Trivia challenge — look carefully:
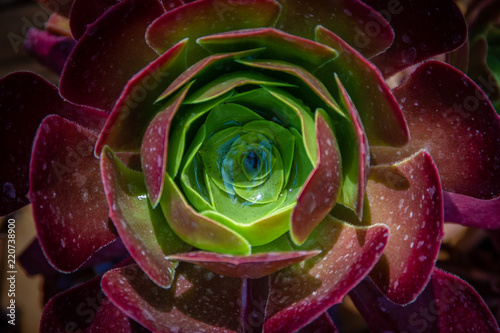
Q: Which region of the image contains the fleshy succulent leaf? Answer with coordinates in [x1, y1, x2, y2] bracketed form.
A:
[29, 116, 116, 272]
[291, 109, 342, 245]
[24, 28, 76, 74]
[372, 60, 500, 199]
[315, 25, 409, 147]
[264, 216, 389, 332]
[350, 269, 500, 333]
[0, 72, 106, 216]
[95, 39, 188, 155]
[40, 267, 148, 333]
[161, 174, 252, 255]
[102, 263, 244, 332]
[365, 150, 443, 304]
[298, 312, 338, 333]
[334, 75, 369, 218]
[444, 191, 500, 229]
[157, 48, 264, 102]
[273, 0, 394, 58]
[69, 0, 120, 40]
[365, 0, 467, 77]
[198, 27, 339, 72]
[141, 85, 190, 207]
[146, 0, 281, 63]
[236, 58, 345, 119]
[101, 146, 190, 287]
[185, 71, 295, 104]
[167, 250, 320, 279]
[60, 0, 165, 111]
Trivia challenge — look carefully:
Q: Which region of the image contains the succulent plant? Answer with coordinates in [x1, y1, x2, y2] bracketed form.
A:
[2, 0, 500, 332]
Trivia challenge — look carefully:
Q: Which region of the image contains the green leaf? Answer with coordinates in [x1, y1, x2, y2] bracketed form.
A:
[184, 71, 295, 104]
[204, 103, 264, 139]
[161, 174, 251, 255]
[180, 125, 213, 212]
[167, 91, 233, 177]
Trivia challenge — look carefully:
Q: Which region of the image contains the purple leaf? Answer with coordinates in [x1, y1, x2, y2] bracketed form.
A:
[366, 150, 443, 304]
[29, 116, 117, 272]
[60, 0, 165, 111]
[167, 250, 321, 279]
[24, 28, 76, 74]
[264, 217, 389, 332]
[350, 269, 500, 333]
[444, 191, 500, 229]
[0, 72, 106, 216]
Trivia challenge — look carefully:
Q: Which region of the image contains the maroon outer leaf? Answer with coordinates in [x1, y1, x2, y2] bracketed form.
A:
[146, 0, 281, 62]
[373, 61, 500, 199]
[444, 191, 500, 229]
[24, 28, 76, 74]
[297, 312, 338, 333]
[274, 0, 394, 58]
[40, 265, 148, 333]
[365, 0, 467, 77]
[141, 86, 189, 207]
[69, 0, 120, 40]
[366, 150, 443, 304]
[291, 111, 342, 245]
[264, 218, 390, 332]
[29, 116, 116, 272]
[101, 147, 189, 288]
[316, 25, 409, 147]
[95, 39, 188, 155]
[60, 0, 165, 111]
[102, 263, 243, 332]
[167, 250, 321, 279]
[350, 269, 500, 333]
[0, 72, 106, 216]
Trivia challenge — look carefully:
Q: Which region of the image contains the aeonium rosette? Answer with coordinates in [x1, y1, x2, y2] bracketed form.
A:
[2, 0, 500, 332]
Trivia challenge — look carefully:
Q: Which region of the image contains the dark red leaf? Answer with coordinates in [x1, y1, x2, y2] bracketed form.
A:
[373, 61, 500, 199]
[0, 72, 106, 216]
[60, 0, 164, 111]
[366, 150, 443, 304]
[167, 250, 320, 279]
[291, 111, 342, 245]
[29, 116, 116, 272]
[264, 217, 389, 332]
[350, 269, 500, 333]
[366, 0, 467, 77]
